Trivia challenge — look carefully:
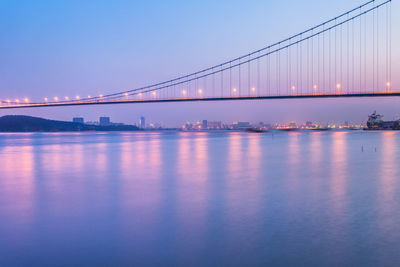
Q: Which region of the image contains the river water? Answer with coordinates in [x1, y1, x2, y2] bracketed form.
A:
[0, 131, 399, 266]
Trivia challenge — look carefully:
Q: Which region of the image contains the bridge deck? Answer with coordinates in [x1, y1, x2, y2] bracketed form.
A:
[0, 92, 399, 110]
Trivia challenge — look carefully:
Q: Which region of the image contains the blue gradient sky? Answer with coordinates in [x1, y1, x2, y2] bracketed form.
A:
[0, 0, 399, 126]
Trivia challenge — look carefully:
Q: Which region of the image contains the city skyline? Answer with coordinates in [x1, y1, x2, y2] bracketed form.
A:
[70, 115, 372, 128]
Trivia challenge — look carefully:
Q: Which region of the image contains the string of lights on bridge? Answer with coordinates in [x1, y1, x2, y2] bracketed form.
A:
[0, 0, 395, 108]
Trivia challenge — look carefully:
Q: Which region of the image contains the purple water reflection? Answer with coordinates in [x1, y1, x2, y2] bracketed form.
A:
[0, 131, 400, 266]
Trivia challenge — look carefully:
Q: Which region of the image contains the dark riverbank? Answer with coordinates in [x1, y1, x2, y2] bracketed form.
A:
[0, 115, 139, 132]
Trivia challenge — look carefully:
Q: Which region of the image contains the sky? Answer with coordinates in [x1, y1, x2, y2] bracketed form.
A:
[0, 0, 399, 126]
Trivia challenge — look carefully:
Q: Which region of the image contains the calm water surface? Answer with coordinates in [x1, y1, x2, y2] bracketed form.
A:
[0, 131, 400, 266]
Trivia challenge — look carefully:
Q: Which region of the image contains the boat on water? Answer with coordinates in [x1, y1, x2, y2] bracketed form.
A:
[308, 127, 331, 131]
[277, 127, 298, 132]
[277, 122, 298, 131]
[365, 111, 400, 130]
[244, 127, 268, 133]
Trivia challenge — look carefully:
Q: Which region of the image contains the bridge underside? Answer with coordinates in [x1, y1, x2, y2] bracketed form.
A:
[1, 92, 399, 110]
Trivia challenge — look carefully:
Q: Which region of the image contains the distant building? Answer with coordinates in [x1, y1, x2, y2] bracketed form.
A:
[233, 122, 251, 129]
[148, 122, 163, 129]
[208, 121, 222, 129]
[73, 117, 84, 124]
[99, 117, 111, 126]
[140, 116, 146, 129]
[202, 120, 208, 129]
[258, 122, 272, 129]
[185, 122, 193, 130]
[305, 121, 314, 127]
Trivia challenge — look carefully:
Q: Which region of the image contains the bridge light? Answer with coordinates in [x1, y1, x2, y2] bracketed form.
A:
[54, 97, 59, 102]
[198, 89, 203, 95]
[124, 93, 129, 97]
[15, 99, 20, 103]
[386, 82, 391, 88]
[291, 86, 296, 91]
[182, 90, 187, 95]
[336, 83, 341, 90]
[44, 97, 48, 102]
[88, 95, 91, 99]
[233, 88, 237, 93]
[313, 85, 318, 90]
[99, 94, 103, 98]
[6, 99, 11, 104]
[65, 96, 69, 100]
[24, 98, 29, 103]
[138, 92, 143, 97]
[152, 91, 156, 96]
[251, 87, 256, 92]
[76, 96, 80, 100]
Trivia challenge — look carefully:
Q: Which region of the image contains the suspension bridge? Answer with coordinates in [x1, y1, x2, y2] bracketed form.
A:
[0, 0, 396, 110]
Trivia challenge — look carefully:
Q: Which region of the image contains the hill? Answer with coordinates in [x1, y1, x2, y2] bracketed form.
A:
[0, 115, 139, 132]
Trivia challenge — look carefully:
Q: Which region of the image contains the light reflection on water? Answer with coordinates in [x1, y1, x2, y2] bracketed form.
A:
[0, 131, 400, 266]
[331, 132, 348, 213]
